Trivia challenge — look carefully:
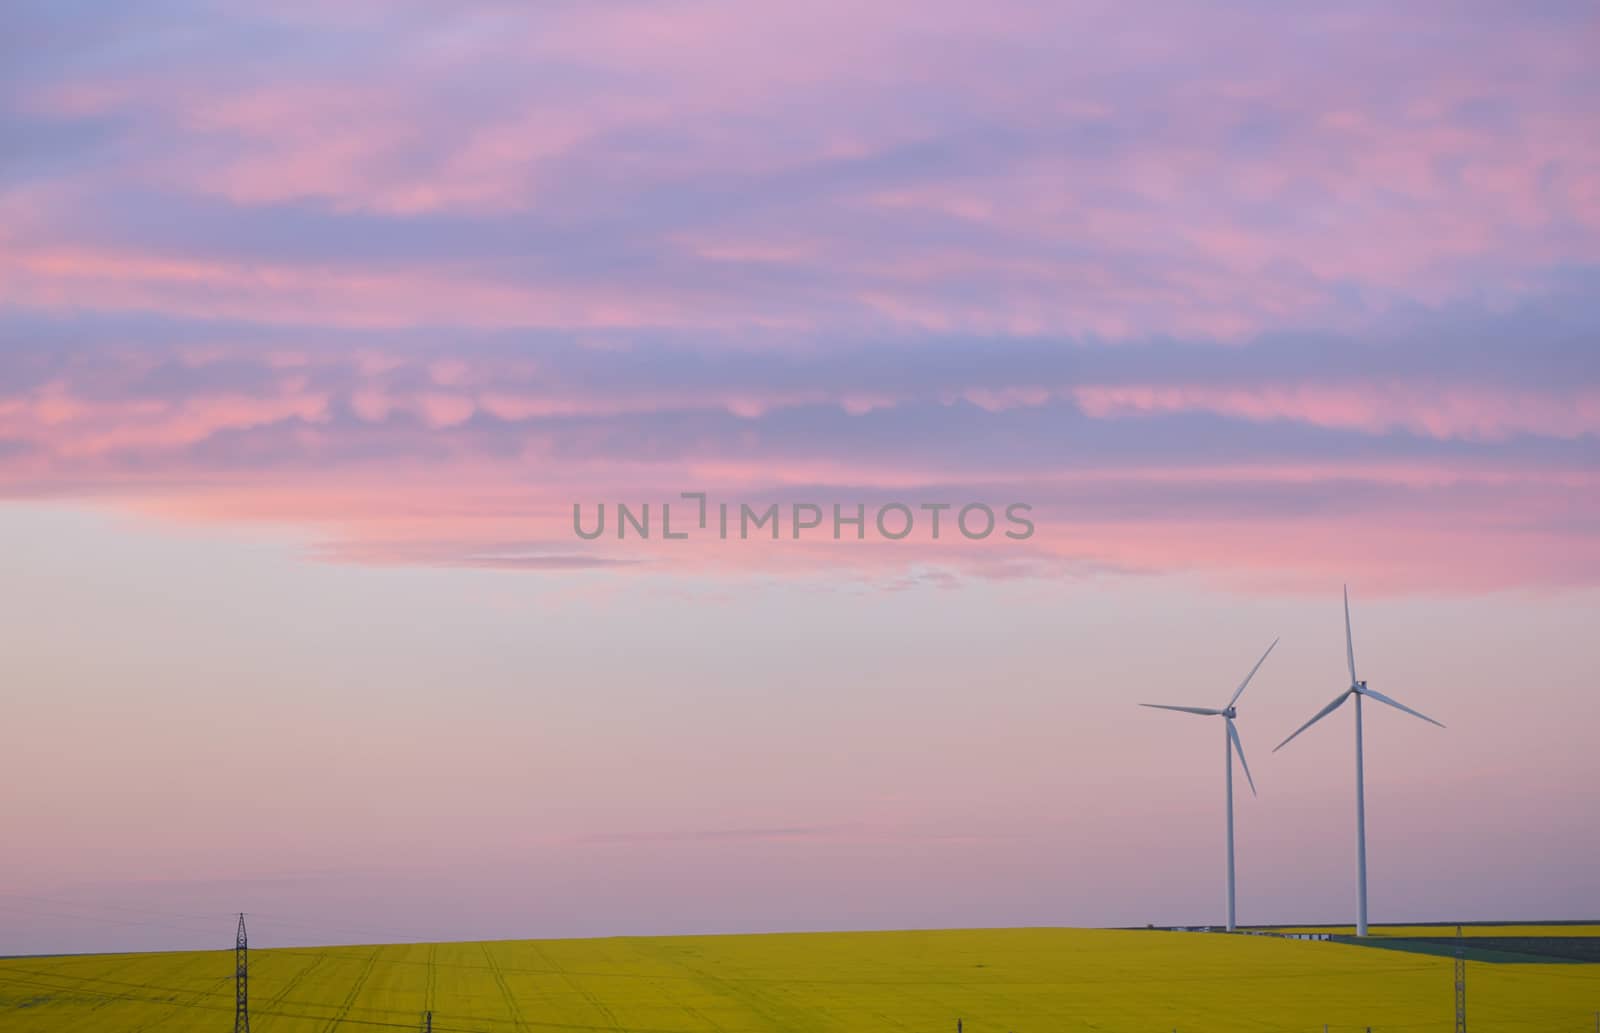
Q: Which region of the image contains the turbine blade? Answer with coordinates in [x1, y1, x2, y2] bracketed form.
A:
[1227, 637, 1279, 708]
[1139, 704, 1223, 716]
[1229, 719, 1256, 797]
[1273, 690, 1351, 752]
[1344, 585, 1358, 686]
[1361, 687, 1446, 729]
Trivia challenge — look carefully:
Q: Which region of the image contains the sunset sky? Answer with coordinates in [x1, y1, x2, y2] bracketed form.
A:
[1, 2, 1597, 955]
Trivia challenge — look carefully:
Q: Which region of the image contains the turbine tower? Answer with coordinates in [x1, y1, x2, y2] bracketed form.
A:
[1273, 586, 1445, 936]
[1140, 637, 1277, 932]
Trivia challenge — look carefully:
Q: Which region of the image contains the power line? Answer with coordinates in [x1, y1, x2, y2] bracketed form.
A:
[0, 891, 223, 924]
[0, 901, 222, 939]
[0, 890, 435, 945]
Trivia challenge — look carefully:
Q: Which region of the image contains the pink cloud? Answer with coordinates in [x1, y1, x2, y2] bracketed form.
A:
[0, 383, 331, 459]
[1074, 384, 1600, 441]
[415, 393, 475, 428]
[5, 1, 1596, 343]
[1, 1, 1596, 596]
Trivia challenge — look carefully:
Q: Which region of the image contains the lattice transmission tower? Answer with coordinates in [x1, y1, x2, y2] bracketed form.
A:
[1454, 924, 1466, 1033]
[235, 912, 250, 1033]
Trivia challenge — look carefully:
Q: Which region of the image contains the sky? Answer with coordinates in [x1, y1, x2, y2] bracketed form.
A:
[1, 1, 1598, 955]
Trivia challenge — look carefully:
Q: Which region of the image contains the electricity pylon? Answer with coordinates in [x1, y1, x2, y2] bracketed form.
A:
[235, 912, 250, 1033]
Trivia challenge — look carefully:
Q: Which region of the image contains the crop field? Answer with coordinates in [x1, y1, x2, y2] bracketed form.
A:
[1, 926, 1596, 1033]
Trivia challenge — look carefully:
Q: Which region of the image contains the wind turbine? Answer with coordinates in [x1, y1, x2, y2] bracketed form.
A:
[1273, 586, 1445, 936]
[1140, 637, 1277, 933]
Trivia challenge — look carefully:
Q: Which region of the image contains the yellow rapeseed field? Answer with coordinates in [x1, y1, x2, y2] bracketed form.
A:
[1, 927, 1595, 1032]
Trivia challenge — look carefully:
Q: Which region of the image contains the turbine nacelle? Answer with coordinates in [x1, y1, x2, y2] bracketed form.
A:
[1275, 591, 1444, 754]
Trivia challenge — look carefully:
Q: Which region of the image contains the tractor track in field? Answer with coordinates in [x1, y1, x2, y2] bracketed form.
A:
[482, 941, 532, 1033]
[123, 973, 233, 1033]
[677, 1003, 729, 1032]
[319, 944, 379, 1033]
[0, 968, 231, 1023]
[261, 951, 327, 1016]
[629, 940, 812, 1032]
[77, 956, 146, 1015]
[0, 962, 191, 1018]
[529, 942, 623, 1031]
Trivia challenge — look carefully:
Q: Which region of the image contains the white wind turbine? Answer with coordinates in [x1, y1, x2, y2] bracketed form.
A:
[1140, 637, 1277, 933]
[1273, 586, 1445, 937]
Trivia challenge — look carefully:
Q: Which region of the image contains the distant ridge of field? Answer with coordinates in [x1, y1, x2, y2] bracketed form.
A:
[2, 926, 1596, 1032]
[1237, 922, 1600, 965]
[1255, 921, 1600, 937]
